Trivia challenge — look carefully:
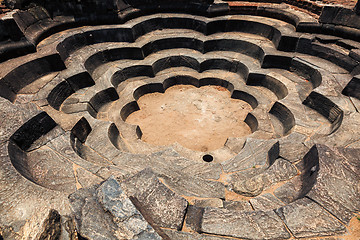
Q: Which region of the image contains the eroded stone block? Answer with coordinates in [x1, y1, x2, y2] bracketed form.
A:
[69, 177, 161, 240]
[120, 168, 188, 230]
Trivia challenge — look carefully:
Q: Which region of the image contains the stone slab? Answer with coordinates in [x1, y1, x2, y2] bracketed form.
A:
[222, 138, 279, 173]
[306, 145, 360, 224]
[275, 198, 346, 238]
[201, 208, 291, 239]
[120, 168, 188, 230]
[69, 177, 161, 240]
[229, 158, 297, 197]
[162, 229, 238, 240]
[223, 200, 252, 211]
[250, 193, 284, 211]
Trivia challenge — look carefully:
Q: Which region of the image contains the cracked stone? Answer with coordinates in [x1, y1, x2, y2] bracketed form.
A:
[306, 145, 360, 224]
[193, 199, 223, 208]
[120, 168, 188, 230]
[223, 200, 253, 211]
[201, 208, 291, 239]
[230, 158, 297, 197]
[222, 138, 279, 173]
[275, 198, 346, 238]
[250, 193, 285, 211]
[69, 177, 161, 240]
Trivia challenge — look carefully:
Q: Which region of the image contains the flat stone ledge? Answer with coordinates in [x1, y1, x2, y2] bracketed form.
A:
[200, 207, 291, 239]
[275, 198, 346, 238]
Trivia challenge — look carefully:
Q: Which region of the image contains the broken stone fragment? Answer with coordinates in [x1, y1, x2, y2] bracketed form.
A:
[37, 209, 61, 240]
[185, 205, 204, 232]
[120, 168, 188, 230]
[232, 174, 264, 197]
[69, 176, 162, 240]
[230, 158, 297, 197]
[274, 145, 320, 203]
[274, 144, 360, 226]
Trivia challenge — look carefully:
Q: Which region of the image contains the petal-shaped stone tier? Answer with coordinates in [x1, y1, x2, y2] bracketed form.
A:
[1, 2, 360, 239]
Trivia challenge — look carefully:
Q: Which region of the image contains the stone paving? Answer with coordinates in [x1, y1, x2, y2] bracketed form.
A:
[0, 0, 360, 239]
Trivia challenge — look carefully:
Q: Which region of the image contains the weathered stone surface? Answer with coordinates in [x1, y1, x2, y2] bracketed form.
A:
[152, 151, 222, 180]
[250, 193, 284, 211]
[70, 186, 127, 239]
[112, 149, 225, 198]
[273, 177, 303, 204]
[1, 5, 360, 240]
[98, 178, 161, 240]
[223, 200, 252, 211]
[337, 39, 360, 50]
[0, 97, 40, 144]
[76, 167, 103, 189]
[69, 177, 161, 240]
[231, 174, 264, 197]
[336, 147, 360, 169]
[0, 144, 71, 239]
[342, 76, 360, 100]
[9, 143, 77, 194]
[320, 5, 360, 29]
[59, 215, 78, 240]
[315, 34, 342, 43]
[306, 145, 360, 224]
[159, 171, 225, 199]
[27, 125, 65, 151]
[162, 229, 238, 240]
[275, 198, 346, 238]
[201, 208, 291, 239]
[193, 199, 223, 208]
[226, 167, 261, 190]
[274, 146, 319, 203]
[84, 121, 121, 161]
[150, 150, 225, 198]
[350, 49, 360, 62]
[308, 112, 360, 150]
[46, 132, 103, 174]
[279, 132, 309, 162]
[260, 158, 298, 187]
[222, 138, 279, 173]
[230, 158, 297, 197]
[37, 210, 61, 240]
[186, 205, 204, 232]
[120, 168, 188, 230]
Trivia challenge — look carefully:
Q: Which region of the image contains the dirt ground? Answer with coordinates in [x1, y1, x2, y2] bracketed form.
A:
[126, 85, 253, 152]
[343, 215, 360, 240]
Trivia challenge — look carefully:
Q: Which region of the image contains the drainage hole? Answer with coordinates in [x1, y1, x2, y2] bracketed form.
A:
[203, 154, 213, 162]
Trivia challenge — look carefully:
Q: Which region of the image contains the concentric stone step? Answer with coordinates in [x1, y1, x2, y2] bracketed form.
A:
[0, 2, 360, 239]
